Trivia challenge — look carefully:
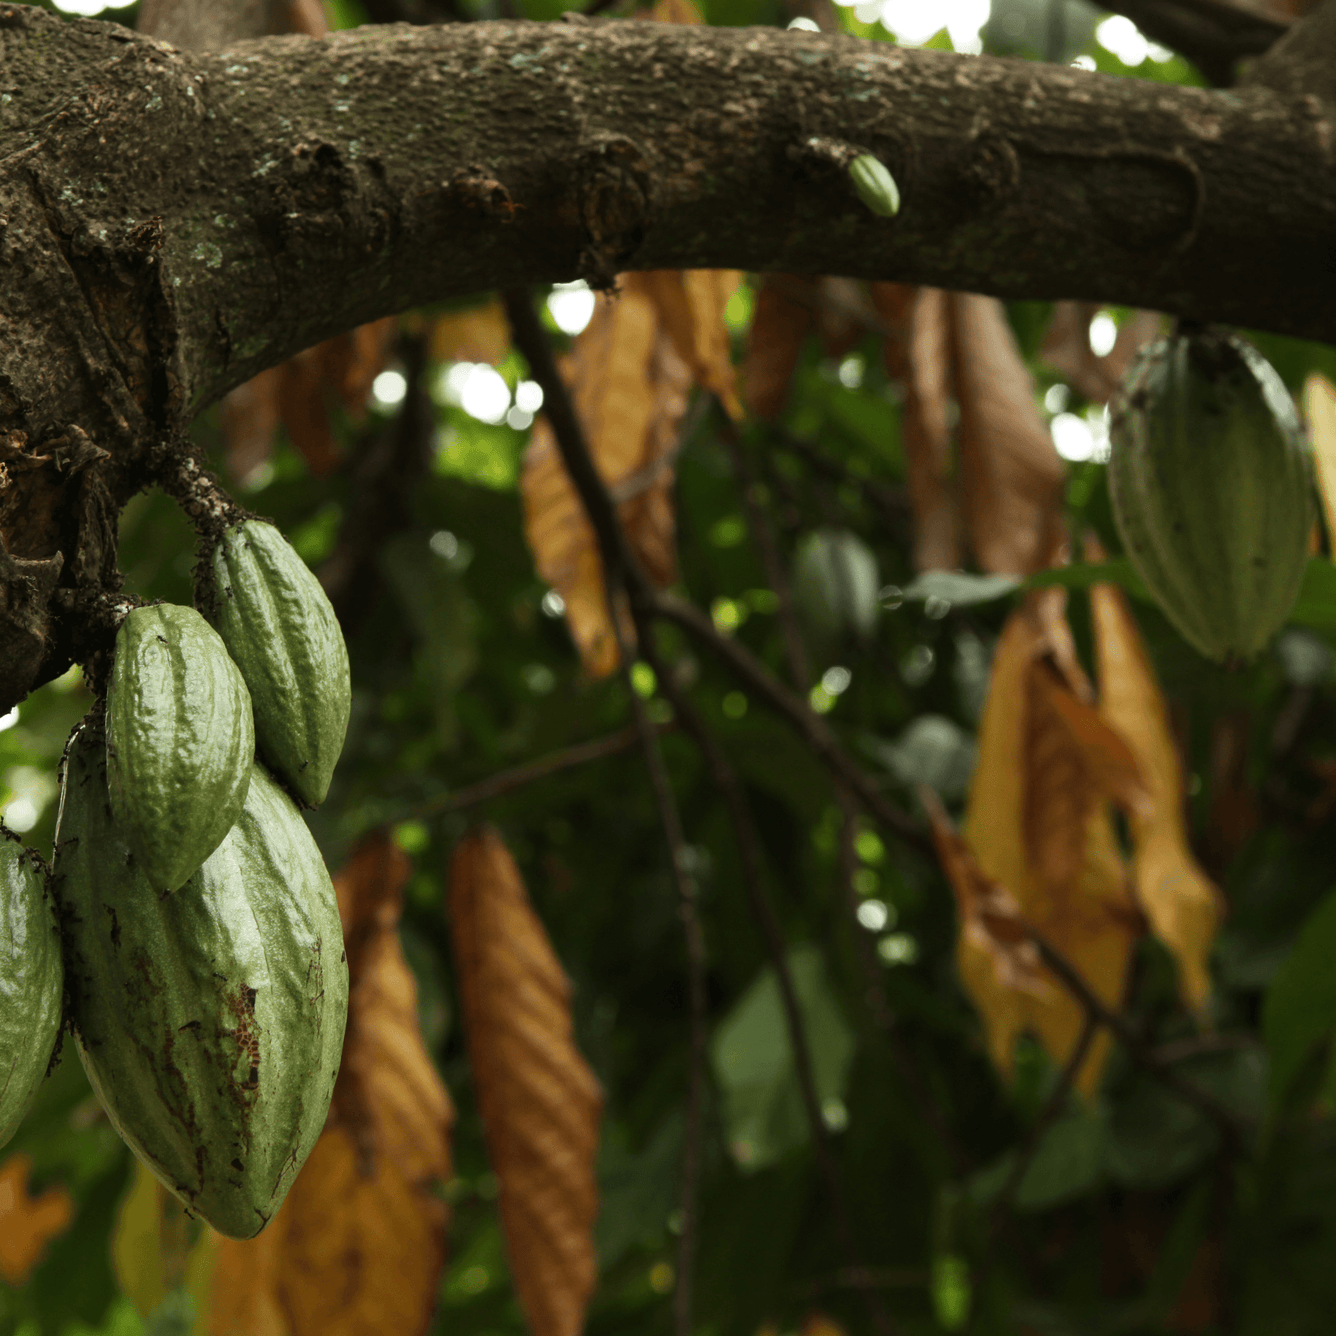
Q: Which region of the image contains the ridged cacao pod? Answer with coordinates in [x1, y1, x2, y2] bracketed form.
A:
[848, 154, 900, 218]
[203, 521, 350, 807]
[792, 527, 880, 652]
[1109, 330, 1314, 663]
[0, 839, 62, 1148]
[106, 604, 254, 894]
[54, 725, 348, 1239]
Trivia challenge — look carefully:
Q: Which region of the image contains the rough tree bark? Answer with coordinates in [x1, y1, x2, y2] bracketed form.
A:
[0, 0, 1332, 712]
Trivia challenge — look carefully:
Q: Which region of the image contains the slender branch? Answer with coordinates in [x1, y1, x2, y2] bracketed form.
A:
[721, 417, 812, 693]
[644, 646, 900, 1336]
[503, 286, 709, 1336]
[771, 426, 913, 544]
[649, 591, 931, 855]
[836, 796, 972, 1175]
[992, 1013, 1097, 1222]
[727, 406, 966, 1171]
[392, 725, 656, 823]
[1025, 925, 1246, 1149]
[1098, 0, 1289, 87]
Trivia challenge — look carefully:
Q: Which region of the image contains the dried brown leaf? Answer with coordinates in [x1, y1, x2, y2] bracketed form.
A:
[449, 828, 603, 1336]
[640, 269, 744, 419]
[430, 300, 511, 367]
[742, 275, 819, 420]
[871, 283, 959, 570]
[521, 274, 692, 677]
[952, 293, 1066, 575]
[1091, 581, 1222, 1010]
[220, 367, 283, 486]
[271, 0, 328, 37]
[210, 833, 452, 1336]
[0, 1152, 74, 1285]
[1039, 303, 1163, 405]
[649, 0, 702, 21]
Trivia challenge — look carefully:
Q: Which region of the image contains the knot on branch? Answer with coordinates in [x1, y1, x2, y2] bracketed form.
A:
[576, 134, 653, 290]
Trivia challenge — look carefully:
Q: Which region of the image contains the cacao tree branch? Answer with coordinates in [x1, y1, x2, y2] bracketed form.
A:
[3, 1, 1336, 710]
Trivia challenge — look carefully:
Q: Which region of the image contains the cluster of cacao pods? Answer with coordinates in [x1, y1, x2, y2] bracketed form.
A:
[1109, 328, 1315, 664]
[0, 519, 351, 1240]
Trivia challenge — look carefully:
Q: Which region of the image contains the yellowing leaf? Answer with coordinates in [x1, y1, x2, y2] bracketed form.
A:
[449, 828, 603, 1336]
[924, 786, 1046, 1079]
[521, 274, 692, 677]
[951, 294, 1066, 575]
[1091, 580, 1222, 1010]
[958, 595, 1139, 1093]
[1304, 373, 1336, 556]
[113, 1158, 213, 1332]
[0, 1152, 73, 1285]
[871, 284, 960, 572]
[431, 300, 511, 367]
[210, 833, 453, 1336]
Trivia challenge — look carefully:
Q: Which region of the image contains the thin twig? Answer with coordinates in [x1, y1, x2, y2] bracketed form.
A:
[504, 285, 709, 1336]
[1025, 926, 1246, 1150]
[726, 407, 965, 1171]
[392, 725, 658, 823]
[836, 794, 972, 1175]
[650, 591, 932, 855]
[770, 425, 913, 542]
[993, 1012, 1097, 1221]
[644, 648, 900, 1336]
[720, 415, 811, 692]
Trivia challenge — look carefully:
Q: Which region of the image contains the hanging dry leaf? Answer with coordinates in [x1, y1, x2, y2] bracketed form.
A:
[431, 299, 511, 367]
[273, 0, 328, 37]
[210, 833, 453, 1336]
[923, 785, 1047, 1079]
[742, 275, 819, 420]
[1091, 580, 1222, 1010]
[449, 827, 603, 1336]
[0, 1152, 74, 1285]
[1039, 303, 1163, 405]
[220, 319, 397, 484]
[1304, 373, 1336, 554]
[219, 367, 283, 485]
[870, 283, 959, 571]
[521, 274, 692, 677]
[951, 293, 1066, 576]
[958, 594, 1141, 1093]
[639, 269, 744, 419]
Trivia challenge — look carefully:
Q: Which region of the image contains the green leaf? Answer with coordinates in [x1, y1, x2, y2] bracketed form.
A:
[710, 946, 854, 1173]
[1265, 888, 1336, 1104]
[899, 571, 1021, 607]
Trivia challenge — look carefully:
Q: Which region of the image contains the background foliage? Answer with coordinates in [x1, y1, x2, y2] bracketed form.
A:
[3, 0, 1336, 1333]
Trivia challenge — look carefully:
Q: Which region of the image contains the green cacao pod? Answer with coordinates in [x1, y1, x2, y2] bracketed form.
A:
[792, 527, 880, 653]
[0, 839, 62, 1149]
[1109, 330, 1314, 663]
[55, 726, 348, 1239]
[106, 604, 254, 895]
[848, 154, 900, 218]
[203, 521, 350, 807]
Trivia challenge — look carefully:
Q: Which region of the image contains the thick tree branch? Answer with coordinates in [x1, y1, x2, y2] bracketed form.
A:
[1, 0, 1334, 710]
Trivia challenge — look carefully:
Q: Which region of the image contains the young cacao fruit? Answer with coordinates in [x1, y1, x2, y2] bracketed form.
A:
[792, 527, 880, 654]
[106, 604, 254, 894]
[203, 521, 350, 807]
[0, 839, 62, 1149]
[1108, 330, 1314, 663]
[55, 726, 348, 1239]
